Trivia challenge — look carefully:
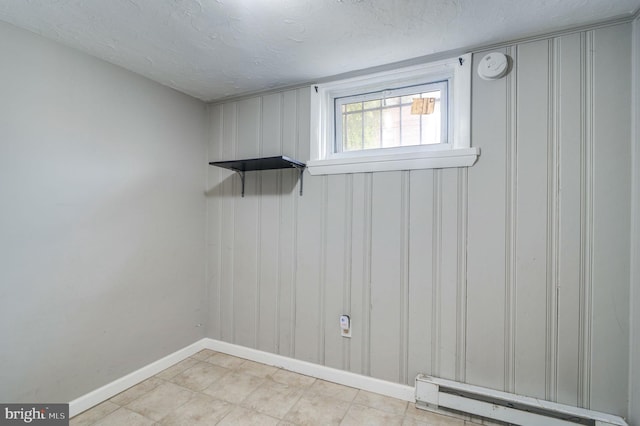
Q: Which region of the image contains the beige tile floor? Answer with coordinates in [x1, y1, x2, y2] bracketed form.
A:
[70, 349, 489, 426]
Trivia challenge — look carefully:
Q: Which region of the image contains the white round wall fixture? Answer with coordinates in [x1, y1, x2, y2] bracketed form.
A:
[477, 52, 509, 80]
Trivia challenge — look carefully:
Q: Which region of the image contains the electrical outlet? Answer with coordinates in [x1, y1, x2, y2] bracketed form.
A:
[340, 315, 351, 338]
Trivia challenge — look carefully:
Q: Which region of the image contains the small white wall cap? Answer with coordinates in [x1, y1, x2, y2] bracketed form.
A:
[477, 52, 509, 80]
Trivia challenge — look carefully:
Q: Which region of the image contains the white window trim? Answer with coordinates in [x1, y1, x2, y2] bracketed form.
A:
[308, 53, 479, 175]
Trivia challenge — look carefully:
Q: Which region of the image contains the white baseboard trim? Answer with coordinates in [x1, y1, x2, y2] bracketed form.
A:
[68, 339, 207, 417]
[201, 338, 415, 403]
[69, 337, 415, 418]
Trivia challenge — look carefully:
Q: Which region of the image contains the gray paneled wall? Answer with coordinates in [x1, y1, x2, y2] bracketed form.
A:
[206, 23, 632, 417]
[629, 14, 640, 426]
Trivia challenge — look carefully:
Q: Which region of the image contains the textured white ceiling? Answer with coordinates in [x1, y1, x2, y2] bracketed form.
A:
[0, 0, 638, 101]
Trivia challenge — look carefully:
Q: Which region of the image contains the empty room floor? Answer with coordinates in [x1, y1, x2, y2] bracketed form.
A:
[70, 349, 488, 426]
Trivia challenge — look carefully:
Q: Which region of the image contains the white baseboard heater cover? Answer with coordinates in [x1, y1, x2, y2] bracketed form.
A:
[415, 375, 628, 426]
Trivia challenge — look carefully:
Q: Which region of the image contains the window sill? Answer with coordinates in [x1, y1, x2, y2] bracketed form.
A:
[307, 147, 480, 175]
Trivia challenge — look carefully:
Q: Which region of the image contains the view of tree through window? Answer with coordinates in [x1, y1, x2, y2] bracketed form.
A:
[338, 88, 443, 152]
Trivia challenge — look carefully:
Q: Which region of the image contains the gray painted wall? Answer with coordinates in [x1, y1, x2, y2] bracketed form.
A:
[0, 21, 208, 402]
[629, 15, 640, 426]
[206, 22, 633, 417]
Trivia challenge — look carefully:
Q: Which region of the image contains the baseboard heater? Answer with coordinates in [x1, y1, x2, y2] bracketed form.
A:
[415, 375, 628, 426]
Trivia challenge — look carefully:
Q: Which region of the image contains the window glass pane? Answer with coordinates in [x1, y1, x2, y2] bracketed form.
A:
[363, 109, 381, 149]
[363, 99, 381, 110]
[401, 104, 420, 146]
[422, 90, 440, 99]
[420, 90, 442, 145]
[337, 81, 446, 152]
[421, 105, 441, 144]
[345, 102, 362, 112]
[382, 107, 400, 148]
[344, 112, 363, 151]
[401, 95, 414, 104]
[384, 96, 400, 106]
[421, 114, 440, 144]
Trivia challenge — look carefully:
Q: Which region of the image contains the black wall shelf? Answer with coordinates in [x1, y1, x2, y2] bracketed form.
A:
[208, 155, 306, 197]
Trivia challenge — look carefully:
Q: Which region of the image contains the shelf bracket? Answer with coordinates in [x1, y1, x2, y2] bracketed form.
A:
[294, 165, 305, 196]
[235, 170, 246, 197]
[232, 165, 305, 198]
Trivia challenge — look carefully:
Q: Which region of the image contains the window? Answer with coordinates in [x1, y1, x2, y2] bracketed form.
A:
[308, 53, 479, 175]
[336, 81, 447, 152]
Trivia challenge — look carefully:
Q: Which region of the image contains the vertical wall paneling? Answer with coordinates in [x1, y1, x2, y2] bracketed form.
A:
[439, 168, 460, 380]
[256, 97, 264, 350]
[370, 172, 403, 382]
[343, 174, 354, 370]
[504, 45, 518, 395]
[578, 30, 594, 409]
[261, 94, 283, 157]
[235, 98, 261, 158]
[431, 170, 442, 377]
[207, 104, 224, 339]
[294, 90, 323, 363]
[348, 173, 367, 375]
[407, 170, 434, 383]
[292, 88, 312, 359]
[629, 15, 640, 426]
[296, 89, 311, 161]
[318, 175, 328, 365]
[258, 93, 282, 353]
[347, 174, 363, 374]
[324, 175, 347, 369]
[466, 48, 508, 391]
[206, 23, 633, 417]
[362, 173, 373, 376]
[456, 167, 468, 383]
[399, 171, 410, 384]
[546, 37, 560, 402]
[589, 24, 631, 414]
[514, 39, 549, 400]
[220, 103, 237, 342]
[233, 98, 261, 347]
[556, 32, 582, 407]
[278, 90, 298, 356]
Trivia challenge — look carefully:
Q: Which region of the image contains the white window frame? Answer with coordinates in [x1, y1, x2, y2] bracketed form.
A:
[308, 53, 479, 175]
